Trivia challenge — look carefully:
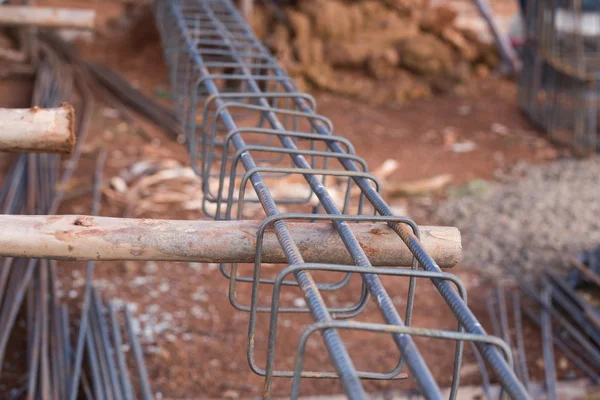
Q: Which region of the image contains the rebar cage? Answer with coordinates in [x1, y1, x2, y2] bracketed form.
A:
[519, 0, 600, 154]
[152, 0, 529, 398]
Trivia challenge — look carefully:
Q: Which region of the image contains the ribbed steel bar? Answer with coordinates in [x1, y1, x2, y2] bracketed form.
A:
[107, 301, 135, 400]
[521, 305, 600, 383]
[124, 305, 153, 400]
[512, 292, 531, 393]
[540, 282, 558, 400]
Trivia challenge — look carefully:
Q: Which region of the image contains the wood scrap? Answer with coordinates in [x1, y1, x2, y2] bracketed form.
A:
[388, 174, 453, 197]
[0, 6, 96, 30]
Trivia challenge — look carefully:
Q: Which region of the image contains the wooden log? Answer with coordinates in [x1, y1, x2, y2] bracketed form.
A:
[0, 215, 462, 267]
[0, 6, 95, 30]
[0, 104, 75, 153]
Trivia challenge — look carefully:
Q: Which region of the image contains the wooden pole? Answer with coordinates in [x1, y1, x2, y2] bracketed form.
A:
[0, 6, 96, 30]
[0, 104, 75, 154]
[0, 215, 462, 267]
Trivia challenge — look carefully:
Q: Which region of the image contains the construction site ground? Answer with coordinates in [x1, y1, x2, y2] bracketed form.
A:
[0, 1, 585, 399]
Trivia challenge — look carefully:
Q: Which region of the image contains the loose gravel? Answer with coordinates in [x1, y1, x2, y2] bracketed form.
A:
[434, 157, 600, 281]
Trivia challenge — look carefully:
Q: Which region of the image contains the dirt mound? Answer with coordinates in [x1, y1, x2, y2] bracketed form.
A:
[257, 0, 498, 104]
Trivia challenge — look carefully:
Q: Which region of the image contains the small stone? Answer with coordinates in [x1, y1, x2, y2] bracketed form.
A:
[293, 298, 306, 308]
[123, 261, 139, 275]
[102, 107, 119, 119]
[147, 304, 160, 314]
[451, 141, 477, 153]
[188, 262, 202, 271]
[558, 357, 569, 370]
[159, 282, 170, 292]
[164, 333, 177, 343]
[117, 122, 129, 133]
[222, 389, 239, 399]
[441, 127, 458, 146]
[457, 105, 472, 116]
[191, 290, 208, 302]
[491, 123, 510, 136]
[143, 261, 159, 274]
[109, 176, 128, 194]
[191, 306, 206, 319]
[103, 130, 115, 141]
[536, 358, 545, 369]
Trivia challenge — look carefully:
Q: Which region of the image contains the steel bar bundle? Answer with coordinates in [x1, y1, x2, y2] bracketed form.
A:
[0, 42, 153, 399]
[501, 263, 600, 399]
[152, 1, 528, 398]
[40, 32, 182, 142]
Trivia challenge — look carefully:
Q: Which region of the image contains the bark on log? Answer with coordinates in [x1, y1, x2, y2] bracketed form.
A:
[0, 6, 95, 30]
[0, 215, 462, 267]
[0, 104, 75, 153]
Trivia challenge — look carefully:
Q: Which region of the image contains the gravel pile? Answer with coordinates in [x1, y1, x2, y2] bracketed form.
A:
[434, 157, 600, 280]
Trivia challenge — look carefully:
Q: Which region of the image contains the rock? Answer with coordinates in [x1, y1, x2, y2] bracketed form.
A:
[357, 2, 419, 44]
[475, 64, 491, 78]
[293, 297, 306, 307]
[383, 0, 428, 17]
[266, 24, 292, 63]
[249, 4, 271, 40]
[109, 176, 128, 194]
[325, 40, 372, 68]
[458, 105, 472, 116]
[123, 261, 139, 274]
[461, 28, 499, 67]
[441, 27, 479, 62]
[397, 34, 453, 76]
[286, 10, 312, 65]
[366, 48, 400, 80]
[491, 123, 510, 136]
[306, 0, 361, 40]
[143, 261, 159, 274]
[222, 390, 240, 399]
[309, 38, 324, 65]
[420, 5, 458, 35]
